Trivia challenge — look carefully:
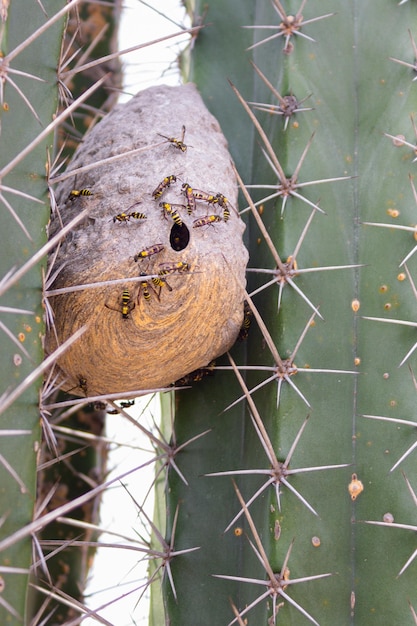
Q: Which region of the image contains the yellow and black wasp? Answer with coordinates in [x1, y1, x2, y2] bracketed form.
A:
[222, 206, 231, 222]
[113, 212, 130, 223]
[193, 214, 222, 228]
[134, 244, 164, 262]
[152, 275, 173, 293]
[216, 193, 237, 221]
[138, 273, 151, 303]
[238, 300, 253, 341]
[190, 187, 233, 220]
[152, 174, 177, 199]
[113, 211, 147, 223]
[191, 188, 219, 205]
[181, 183, 196, 214]
[68, 189, 93, 200]
[158, 125, 187, 152]
[105, 289, 135, 320]
[158, 261, 189, 274]
[159, 202, 184, 226]
[137, 272, 159, 304]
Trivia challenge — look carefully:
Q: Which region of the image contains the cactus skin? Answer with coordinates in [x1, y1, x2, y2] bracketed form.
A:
[163, 1, 417, 624]
[0, 2, 68, 622]
[0, 2, 121, 623]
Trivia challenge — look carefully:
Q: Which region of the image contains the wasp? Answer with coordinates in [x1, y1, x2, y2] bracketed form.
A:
[238, 300, 253, 341]
[181, 183, 196, 214]
[105, 289, 135, 319]
[138, 272, 158, 303]
[113, 212, 130, 223]
[158, 261, 189, 274]
[152, 174, 177, 199]
[152, 275, 173, 293]
[113, 211, 147, 223]
[191, 188, 219, 204]
[120, 399, 135, 409]
[193, 214, 222, 228]
[158, 125, 187, 152]
[176, 360, 216, 386]
[159, 202, 184, 226]
[69, 189, 93, 200]
[107, 399, 135, 414]
[216, 193, 237, 221]
[68, 376, 88, 396]
[79, 377, 88, 395]
[134, 244, 164, 262]
[215, 193, 228, 206]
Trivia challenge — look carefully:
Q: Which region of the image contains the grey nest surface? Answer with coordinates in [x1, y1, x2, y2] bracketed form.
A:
[46, 83, 248, 397]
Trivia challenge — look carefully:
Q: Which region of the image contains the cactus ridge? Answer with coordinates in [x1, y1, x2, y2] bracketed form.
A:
[162, 0, 417, 624]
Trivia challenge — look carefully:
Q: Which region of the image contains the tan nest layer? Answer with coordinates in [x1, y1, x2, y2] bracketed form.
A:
[46, 84, 248, 397]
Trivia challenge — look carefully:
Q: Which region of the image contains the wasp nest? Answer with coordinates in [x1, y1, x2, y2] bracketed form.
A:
[46, 84, 248, 397]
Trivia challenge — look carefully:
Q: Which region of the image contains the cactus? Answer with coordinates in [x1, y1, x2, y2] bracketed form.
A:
[2, 0, 417, 624]
[160, 1, 417, 624]
[0, 2, 76, 621]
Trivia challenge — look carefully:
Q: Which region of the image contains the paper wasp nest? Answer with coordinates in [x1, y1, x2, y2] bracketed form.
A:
[46, 83, 248, 397]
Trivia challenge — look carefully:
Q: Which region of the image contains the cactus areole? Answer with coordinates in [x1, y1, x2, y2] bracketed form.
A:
[46, 84, 248, 396]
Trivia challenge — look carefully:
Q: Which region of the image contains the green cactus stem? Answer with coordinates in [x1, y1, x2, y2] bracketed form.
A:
[160, 1, 417, 624]
[0, 2, 73, 621]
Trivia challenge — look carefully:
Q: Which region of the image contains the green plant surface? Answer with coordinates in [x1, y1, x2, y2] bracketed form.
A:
[0, 2, 71, 622]
[163, 1, 417, 624]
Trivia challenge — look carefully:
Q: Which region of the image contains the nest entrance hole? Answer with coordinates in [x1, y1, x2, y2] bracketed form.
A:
[170, 223, 190, 251]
